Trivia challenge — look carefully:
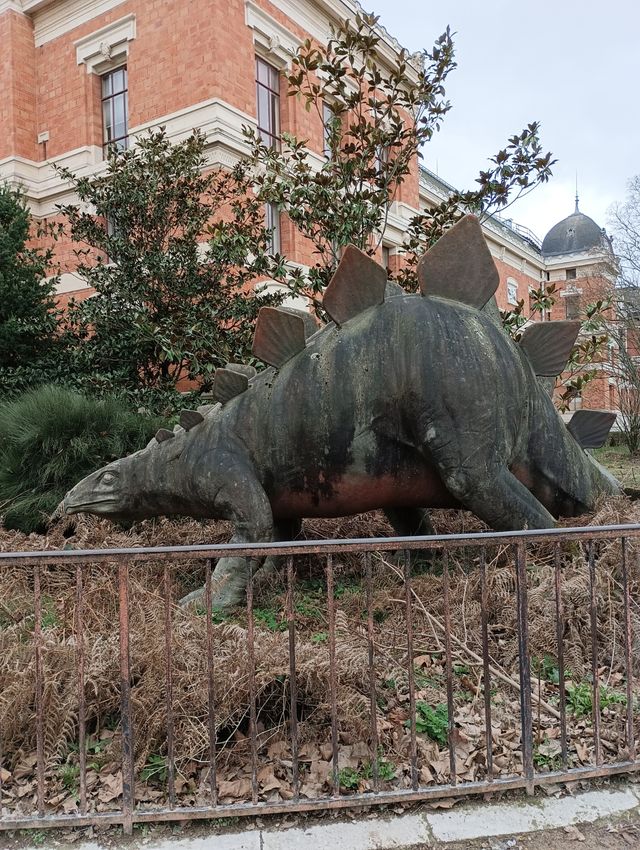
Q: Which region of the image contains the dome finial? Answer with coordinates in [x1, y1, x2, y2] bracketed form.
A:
[575, 172, 580, 213]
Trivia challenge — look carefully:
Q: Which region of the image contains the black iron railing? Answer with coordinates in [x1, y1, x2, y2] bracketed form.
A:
[0, 523, 638, 834]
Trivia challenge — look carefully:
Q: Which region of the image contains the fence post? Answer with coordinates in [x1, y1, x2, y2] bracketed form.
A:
[514, 543, 534, 795]
[118, 561, 135, 835]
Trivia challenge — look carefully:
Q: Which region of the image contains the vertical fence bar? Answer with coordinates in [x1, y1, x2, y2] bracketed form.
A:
[621, 538, 635, 761]
[246, 561, 259, 806]
[479, 547, 494, 782]
[554, 543, 568, 769]
[163, 564, 176, 806]
[286, 556, 300, 800]
[34, 563, 45, 817]
[75, 564, 87, 814]
[118, 561, 135, 836]
[442, 553, 456, 785]
[588, 541, 602, 766]
[514, 543, 534, 794]
[364, 552, 379, 791]
[326, 554, 340, 796]
[404, 550, 418, 790]
[205, 561, 217, 806]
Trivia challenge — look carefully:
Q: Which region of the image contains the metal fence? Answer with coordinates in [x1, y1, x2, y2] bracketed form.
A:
[0, 523, 639, 835]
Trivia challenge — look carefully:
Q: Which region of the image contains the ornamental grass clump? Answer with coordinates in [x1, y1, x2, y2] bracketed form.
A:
[0, 384, 161, 533]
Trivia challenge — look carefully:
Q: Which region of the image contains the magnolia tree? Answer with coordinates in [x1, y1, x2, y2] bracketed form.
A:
[57, 129, 281, 411]
[246, 12, 555, 303]
[0, 184, 62, 397]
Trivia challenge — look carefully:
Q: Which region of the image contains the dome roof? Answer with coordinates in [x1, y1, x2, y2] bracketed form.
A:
[541, 200, 609, 257]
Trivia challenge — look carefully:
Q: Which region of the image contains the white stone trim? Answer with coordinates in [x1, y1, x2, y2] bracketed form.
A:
[0, 98, 257, 216]
[245, 0, 300, 67]
[75, 13, 135, 74]
[0, 145, 104, 216]
[55, 272, 91, 294]
[131, 97, 257, 166]
[0, 2, 23, 14]
[32, 0, 126, 47]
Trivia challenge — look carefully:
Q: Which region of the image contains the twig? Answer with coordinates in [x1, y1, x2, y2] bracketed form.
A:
[382, 558, 562, 721]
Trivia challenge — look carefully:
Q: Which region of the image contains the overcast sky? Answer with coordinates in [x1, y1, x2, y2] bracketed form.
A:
[371, 0, 638, 242]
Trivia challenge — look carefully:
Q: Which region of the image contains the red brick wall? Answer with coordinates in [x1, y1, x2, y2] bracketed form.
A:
[0, 10, 38, 161]
[493, 258, 540, 314]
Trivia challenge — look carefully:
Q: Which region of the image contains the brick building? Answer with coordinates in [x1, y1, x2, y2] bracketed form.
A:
[0, 0, 620, 410]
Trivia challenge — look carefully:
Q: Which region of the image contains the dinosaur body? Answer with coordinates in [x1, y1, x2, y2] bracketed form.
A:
[63, 216, 620, 607]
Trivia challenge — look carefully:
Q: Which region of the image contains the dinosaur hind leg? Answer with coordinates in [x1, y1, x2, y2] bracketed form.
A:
[384, 506, 437, 572]
[439, 462, 555, 531]
[384, 506, 435, 537]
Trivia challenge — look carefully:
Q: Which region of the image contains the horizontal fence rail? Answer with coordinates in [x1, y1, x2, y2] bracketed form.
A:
[0, 523, 639, 834]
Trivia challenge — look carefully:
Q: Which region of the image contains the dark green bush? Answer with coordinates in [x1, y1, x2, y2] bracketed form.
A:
[0, 385, 162, 534]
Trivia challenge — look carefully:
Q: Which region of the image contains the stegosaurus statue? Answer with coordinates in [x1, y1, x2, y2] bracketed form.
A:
[63, 216, 620, 607]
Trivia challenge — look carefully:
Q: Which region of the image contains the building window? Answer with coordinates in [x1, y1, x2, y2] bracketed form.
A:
[102, 66, 129, 154]
[566, 267, 577, 280]
[507, 278, 518, 305]
[265, 203, 281, 256]
[565, 292, 580, 320]
[322, 101, 333, 159]
[382, 245, 391, 271]
[256, 57, 280, 149]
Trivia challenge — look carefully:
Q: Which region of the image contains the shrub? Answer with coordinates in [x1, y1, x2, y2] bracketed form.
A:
[0, 385, 162, 533]
[0, 184, 63, 396]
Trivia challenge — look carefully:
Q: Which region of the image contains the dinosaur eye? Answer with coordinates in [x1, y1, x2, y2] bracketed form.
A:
[100, 471, 118, 486]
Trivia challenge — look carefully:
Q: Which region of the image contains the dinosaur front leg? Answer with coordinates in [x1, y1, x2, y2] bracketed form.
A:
[255, 518, 303, 588]
[180, 478, 274, 610]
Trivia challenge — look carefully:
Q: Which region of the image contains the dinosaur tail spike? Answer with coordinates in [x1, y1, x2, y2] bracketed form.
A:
[252, 306, 307, 368]
[213, 368, 249, 404]
[155, 428, 175, 443]
[567, 410, 617, 449]
[417, 214, 499, 309]
[323, 244, 387, 326]
[519, 320, 581, 377]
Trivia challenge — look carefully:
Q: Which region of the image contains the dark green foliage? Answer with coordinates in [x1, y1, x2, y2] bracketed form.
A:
[411, 702, 449, 746]
[0, 385, 161, 533]
[0, 184, 62, 395]
[57, 129, 281, 411]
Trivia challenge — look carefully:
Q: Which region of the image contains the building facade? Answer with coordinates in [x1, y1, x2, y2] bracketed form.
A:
[0, 0, 619, 410]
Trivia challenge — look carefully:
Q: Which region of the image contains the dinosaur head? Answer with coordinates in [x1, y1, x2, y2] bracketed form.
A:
[62, 454, 144, 521]
[60, 411, 212, 522]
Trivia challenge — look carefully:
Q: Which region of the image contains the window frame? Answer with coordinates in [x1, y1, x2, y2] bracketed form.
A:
[506, 278, 519, 306]
[101, 65, 129, 155]
[256, 57, 281, 150]
[265, 202, 281, 257]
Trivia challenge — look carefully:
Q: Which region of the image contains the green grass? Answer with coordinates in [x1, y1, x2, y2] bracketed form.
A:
[140, 753, 168, 784]
[592, 445, 639, 490]
[254, 607, 287, 632]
